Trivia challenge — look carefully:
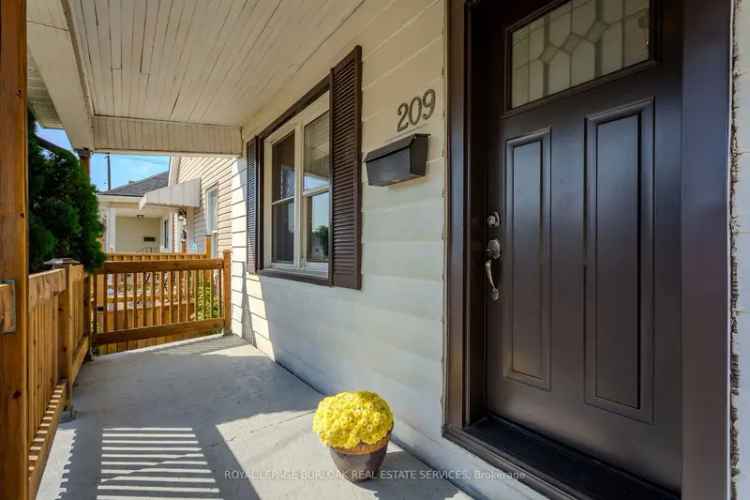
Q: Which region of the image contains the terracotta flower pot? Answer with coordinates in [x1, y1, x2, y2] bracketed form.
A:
[329, 432, 390, 482]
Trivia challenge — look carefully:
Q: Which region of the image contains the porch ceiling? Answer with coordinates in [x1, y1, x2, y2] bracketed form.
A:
[26, 0, 365, 154]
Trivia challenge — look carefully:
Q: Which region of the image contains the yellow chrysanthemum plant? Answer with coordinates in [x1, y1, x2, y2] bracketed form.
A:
[313, 391, 394, 450]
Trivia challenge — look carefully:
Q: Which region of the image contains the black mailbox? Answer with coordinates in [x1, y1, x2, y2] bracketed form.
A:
[364, 133, 429, 186]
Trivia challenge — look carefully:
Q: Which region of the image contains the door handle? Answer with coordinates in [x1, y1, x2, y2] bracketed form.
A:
[485, 260, 500, 302]
[485, 239, 501, 302]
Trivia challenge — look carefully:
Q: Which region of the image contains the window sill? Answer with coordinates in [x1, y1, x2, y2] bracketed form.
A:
[257, 268, 330, 287]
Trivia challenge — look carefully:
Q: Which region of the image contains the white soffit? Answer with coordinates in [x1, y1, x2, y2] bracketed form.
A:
[93, 116, 242, 156]
[139, 178, 201, 210]
[27, 55, 62, 128]
[27, 0, 94, 149]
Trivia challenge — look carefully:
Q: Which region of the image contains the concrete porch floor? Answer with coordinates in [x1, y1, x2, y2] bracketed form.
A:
[38, 335, 472, 500]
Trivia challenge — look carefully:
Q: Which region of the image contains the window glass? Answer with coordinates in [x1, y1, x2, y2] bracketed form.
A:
[271, 133, 296, 263]
[304, 112, 330, 191]
[511, 0, 650, 108]
[306, 191, 329, 262]
[272, 200, 294, 263]
[206, 188, 218, 233]
[272, 133, 296, 201]
[266, 93, 330, 271]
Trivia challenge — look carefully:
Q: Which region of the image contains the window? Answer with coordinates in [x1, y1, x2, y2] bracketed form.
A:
[163, 218, 170, 250]
[510, 0, 651, 108]
[247, 45, 362, 289]
[206, 187, 218, 233]
[206, 187, 219, 256]
[264, 93, 330, 275]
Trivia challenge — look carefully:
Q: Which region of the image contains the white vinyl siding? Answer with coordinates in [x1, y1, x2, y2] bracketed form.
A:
[226, 2, 545, 499]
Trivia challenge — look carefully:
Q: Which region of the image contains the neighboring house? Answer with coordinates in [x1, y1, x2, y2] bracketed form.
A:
[170, 156, 229, 258]
[97, 172, 171, 253]
[19, 0, 738, 498]
[97, 170, 200, 253]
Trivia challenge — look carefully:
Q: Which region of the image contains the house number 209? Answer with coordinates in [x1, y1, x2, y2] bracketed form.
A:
[396, 89, 436, 132]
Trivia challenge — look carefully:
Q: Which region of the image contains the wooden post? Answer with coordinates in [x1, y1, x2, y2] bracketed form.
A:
[83, 274, 92, 360]
[223, 250, 232, 335]
[204, 234, 213, 257]
[0, 1, 29, 499]
[76, 148, 91, 179]
[180, 240, 187, 254]
[58, 265, 75, 407]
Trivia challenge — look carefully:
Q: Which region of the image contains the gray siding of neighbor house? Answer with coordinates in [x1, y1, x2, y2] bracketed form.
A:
[176, 156, 237, 256]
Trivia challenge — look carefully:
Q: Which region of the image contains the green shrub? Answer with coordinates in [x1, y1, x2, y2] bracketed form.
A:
[28, 111, 105, 272]
[195, 279, 220, 320]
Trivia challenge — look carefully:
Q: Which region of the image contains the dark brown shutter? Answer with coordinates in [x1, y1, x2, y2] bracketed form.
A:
[246, 137, 261, 274]
[329, 46, 362, 289]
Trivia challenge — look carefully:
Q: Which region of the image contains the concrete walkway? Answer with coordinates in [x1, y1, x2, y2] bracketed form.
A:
[38, 335, 471, 500]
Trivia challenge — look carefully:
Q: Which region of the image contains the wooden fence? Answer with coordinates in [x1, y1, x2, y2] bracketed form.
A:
[91, 250, 231, 353]
[27, 263, 88, 498]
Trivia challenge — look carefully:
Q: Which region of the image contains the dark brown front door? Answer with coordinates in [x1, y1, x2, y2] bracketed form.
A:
[484, 0, 682, 492]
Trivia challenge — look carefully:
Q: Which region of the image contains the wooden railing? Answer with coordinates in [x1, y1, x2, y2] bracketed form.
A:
[106, 234, 216, 263]
[15, 246, 230, 494]
[106, 252, 206, 262]
[27, 263, 88, 498]
[91, 250, 231, 352]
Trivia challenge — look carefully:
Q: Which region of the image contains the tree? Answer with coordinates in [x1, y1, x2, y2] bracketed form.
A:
[28, 111, 105, 272]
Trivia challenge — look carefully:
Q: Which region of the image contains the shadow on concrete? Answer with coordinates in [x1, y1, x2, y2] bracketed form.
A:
[39, 335, 469, 500]
[44, 335, 322, 500]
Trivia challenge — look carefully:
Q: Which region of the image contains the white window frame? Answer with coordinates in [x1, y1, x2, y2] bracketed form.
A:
[205, 185, 219, 256]
[161, 215, 171, 252]
[263, 92, 330, 276]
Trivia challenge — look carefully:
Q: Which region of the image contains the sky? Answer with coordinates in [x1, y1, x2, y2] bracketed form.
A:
[35, 126, 170, 192]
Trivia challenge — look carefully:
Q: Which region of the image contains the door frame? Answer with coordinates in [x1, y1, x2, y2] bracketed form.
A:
[443, 0, 731, 499]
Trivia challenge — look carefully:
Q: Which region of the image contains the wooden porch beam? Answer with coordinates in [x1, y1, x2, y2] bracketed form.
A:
[76, 148, 91, 179]
[0, 1, 30, 499]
